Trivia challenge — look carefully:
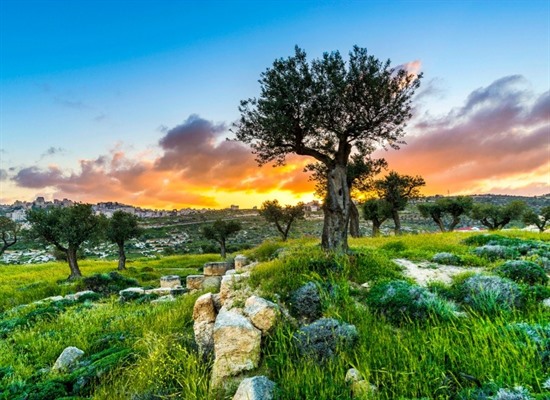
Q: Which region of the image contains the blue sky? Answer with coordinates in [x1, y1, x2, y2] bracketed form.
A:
[1, 0, 548, 208]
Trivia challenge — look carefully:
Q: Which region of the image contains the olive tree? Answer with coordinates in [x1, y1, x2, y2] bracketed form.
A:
[106, 211, 142, 270]
[235, 46, 421, 251]
[470, 201, 526, 231]
[0, 216, 19, 256]
[363, 198, 392, 236]
[522, 206, 550, 232]
[417, 196, 473, 232]
[27, 204, 104, 279]
[201, 219, 242, 258]
[259, 200, 305, 241]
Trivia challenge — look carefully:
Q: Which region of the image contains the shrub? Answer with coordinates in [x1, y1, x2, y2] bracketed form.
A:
[289, 282, 322, 323]
[380, 240, 407, 253]
[458, 275, 522, 315]
[367, 280, 458, 324]
[432, 252, 462, 265]
[79, 272, 139, 295]
[472, 245, 518, 261]
[247, 239, 285, 261]
[495, 260, 549, 286]
[294, 318, 358, 361]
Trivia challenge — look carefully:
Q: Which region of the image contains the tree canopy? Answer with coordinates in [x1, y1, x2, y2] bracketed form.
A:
[259, 200, 305, 241]
[470, 201, 526, 231]
[235, 46, 421, 251]
[106, 211, 142, 270]
[202, 219, 242, 258]
[417, 196, 473, 232]
[26, 204, 104, 279]
[522, 206, 550, 232]
[363, 198, 392, 236]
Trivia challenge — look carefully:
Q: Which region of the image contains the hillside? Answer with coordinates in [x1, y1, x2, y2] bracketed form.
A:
[0, 230, 549, 399]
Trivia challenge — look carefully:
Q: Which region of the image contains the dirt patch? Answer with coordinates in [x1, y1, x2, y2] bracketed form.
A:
[394, 258, 484, 286]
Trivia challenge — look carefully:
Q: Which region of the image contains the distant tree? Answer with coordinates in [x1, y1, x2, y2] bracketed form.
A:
[27, 204, 104, 279]
[201, 219, 242, 258]
[522, 206, 550, 232]
[417, 196, 474, 232]
[363, 199, 393, 236]
[106, 211, 142, 270]
[259, 200, 305, 241]
[372, 171, 426, 235]
[470, 201, 527, 231]
[308, 154, 387, 238]
[0, 216, 19, 256]
[235, 46, 421, 251]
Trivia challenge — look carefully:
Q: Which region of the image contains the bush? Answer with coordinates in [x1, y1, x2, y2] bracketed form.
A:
[495, 260, 549, 286]
[247, 239, 285, 261]
[432, 252, 462, 265]
[380, 240, 407, 253]
[294, 318, 358, 361]
[367, 280, 458, 324]
[79, 272, 139, 295]
[290, 282, 322, 323]
[457, 275, 522, 315]
[472, 245, 518, 261]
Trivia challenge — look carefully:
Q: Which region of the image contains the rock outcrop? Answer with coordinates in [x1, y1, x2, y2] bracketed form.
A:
[244, 295, 279, 334]
[233, 375, 276, 400]
[52, 346, 84, 372]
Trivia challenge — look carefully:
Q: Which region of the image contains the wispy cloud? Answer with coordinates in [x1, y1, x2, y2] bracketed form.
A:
[40, 146, 66, 159]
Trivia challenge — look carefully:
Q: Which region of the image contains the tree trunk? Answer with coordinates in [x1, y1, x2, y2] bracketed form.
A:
[448, 217, 460, 232]
[435, 217, 446, 232]
[322, 165, 350, 251]
[349, 201, 361, 238]
[117, 242, 127, 271]
[372, 221, 381, 237]
[66, 247, 82, 280]
[392, 209, 401, 235]
[220, 239, 226, 259]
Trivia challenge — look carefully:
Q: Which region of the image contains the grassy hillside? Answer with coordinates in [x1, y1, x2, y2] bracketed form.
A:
[0, 231, 549, 399]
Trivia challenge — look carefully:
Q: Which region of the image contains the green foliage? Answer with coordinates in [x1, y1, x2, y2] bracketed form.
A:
[259, 200, 305, 241]
[367, 280, 458, 324]
[470, 201, 527, 230]
[201, 219, 242, 258]
[78, 272, 139, 295]
[432, 252, 463, 265]
[522, 206, 550, 232]
[417, 196, 473, 232]
[495, 260, 549, 286]
[363, 198, 392, 236]
[473, 245, 519, 261]
[245, 239, 285, 261]
[105, 211, 142, 245]
[0, 216, 19, 255]
[456, 274, 523, 315]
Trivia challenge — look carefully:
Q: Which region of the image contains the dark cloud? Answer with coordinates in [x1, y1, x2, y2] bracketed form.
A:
[40, 146, 66, 159]
[13, 166, 64, 188]
[379, 75, 550, 194]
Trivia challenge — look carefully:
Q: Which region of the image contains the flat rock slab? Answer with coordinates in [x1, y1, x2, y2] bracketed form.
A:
[160, 275, 181, 288]
[394, 258, 484, 286]
[186, 275, 205, 290]
[204, 262, 229, 276]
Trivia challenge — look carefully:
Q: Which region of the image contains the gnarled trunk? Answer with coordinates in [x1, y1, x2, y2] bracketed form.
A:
[220, 239, 227, 259]
[372, 222, 381, 237]
[117, 242, 127, 271]
[66, 247, 82, 280]
[392, 209, 401, 235]
[349, 201, 360, 238]
[322, 165, 350, 251]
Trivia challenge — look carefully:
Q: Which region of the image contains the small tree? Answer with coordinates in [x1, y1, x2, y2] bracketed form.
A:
[0, 216, 19, 256]
[372, 171, 425, 235]
[470, 201, 526, 231]
[259, 200, 305, 241]
[106, 211, 142, 270]
[201, 219, 242, 258]
[417, 196, 473, 232]
[522, 206, 550, 232]
[27, 204, 104, 279]
[363, 199, 392, 236]
[235, 46, 421, 251]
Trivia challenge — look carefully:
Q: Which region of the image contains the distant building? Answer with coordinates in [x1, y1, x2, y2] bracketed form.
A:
[230, 205, 239, 211]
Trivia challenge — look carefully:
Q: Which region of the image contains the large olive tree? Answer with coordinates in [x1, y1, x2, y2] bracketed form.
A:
[235, 46, 421, 251]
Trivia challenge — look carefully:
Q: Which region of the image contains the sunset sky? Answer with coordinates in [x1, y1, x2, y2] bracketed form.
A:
[1, 0, 548, 209]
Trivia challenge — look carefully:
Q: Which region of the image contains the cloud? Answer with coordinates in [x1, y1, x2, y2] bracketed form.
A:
[0, 169, 8, 181]
[395, 60, 422, 77]
[378, 75, 550, 195]
[40, 147, 66, 159]
[13, 166, 64, 188]
[54, 97, 89, 109]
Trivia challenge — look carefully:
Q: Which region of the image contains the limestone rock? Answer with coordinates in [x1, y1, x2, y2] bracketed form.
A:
[211, 310, 261, 386]
[43, 295, 65, 303]
[220, 273, 249, 305]
[194, 320, 215, 357]
[543, 298, 550, 308]
[204, 262, 228, 276]
[160, 275, 181, 288]
[203, 276, 223, 291]
[193, 293, 217, 323]
[212, 293, 222, 312]
[119, 287, 144, 300]
[233, 376, 275, 400]
[186, 275, 205, 290]
[234, 255, 249, 271]
[151, 295, 175, 304]
[145, 287, 172, 296]
[345, 368, 362, 383]
[52, 346, 84, 372]
[244, 295, 279, 334]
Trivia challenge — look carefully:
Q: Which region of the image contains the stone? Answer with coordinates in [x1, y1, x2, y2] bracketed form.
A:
[233, 376, 275, 400]
[220, 273, 249, 304]
[360, 282, 371, 290]
[351, 380, 377, 398]
[204, 262, 228, 276]
[194, 320, 215, 357]
[52, 346, 84, 372]
[64, 290, 96, 301]
[543, 298, 550, 308]
[211, 310, 262, 387]
[151, 295, 175, 304]
[202, 276, 223, 291]
[225, 269, 238, 276]
[119, 287, 145, 300]
[44, 295, 65, 302]
[234, 255, 249, 271]
[212, 293, 222, 312]
[145, 287, 172, 296]
[170, 287, 187, 296]
[244, 295, 279, 334]
[160, 275, 181, 288]
[345, 368, 362, 383]
[186, 275, 205, 290]
[193, 293, 217, 323]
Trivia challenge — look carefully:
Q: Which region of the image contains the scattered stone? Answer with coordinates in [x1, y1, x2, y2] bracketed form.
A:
[151, 295, 175, 304]
[290, 282, 322, 323]
[295, 318, 358, 361]
[119, 287, 145, 300]
[43, 295, 65, 303]
[234, 255, 249, 271]
[212, 293, 222, 312]
[194, 321, 215, 357]
[360, 282, 371, 290]
[244, 295, 279, 334]
[145, 287, 172, 296]
[345, 368, 362, 383]
[225, 269, 238, 276]
[193, 293, 217, 323]
[52, 346, 84, 372]
[203, 276, 223, 291]
[170, 287, 187, 296]
[220, 273, 250, 305]
[186, 275, 206, 290]
[233, 376, 276, 400]
[211, 310, 262, 387]
[160, 275, 181, 288]
[204, 262, 228, 276]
